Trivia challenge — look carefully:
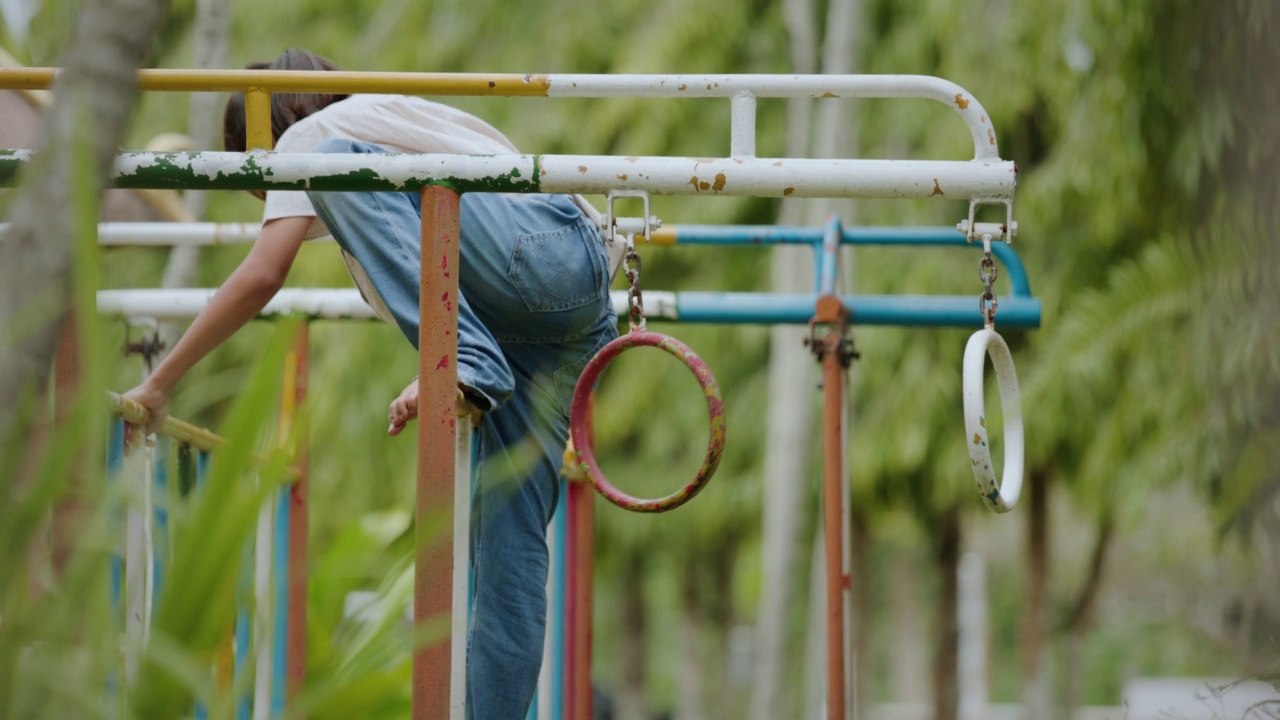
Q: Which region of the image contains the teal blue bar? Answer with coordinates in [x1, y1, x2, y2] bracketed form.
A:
[549, 479, 568, 720]
[672, 293, 1040, 328]
[107, 420, 124, 615]
[271, 490, 289, 716]
[666, 225, 1034, 297]
[153, 438, 169, 614]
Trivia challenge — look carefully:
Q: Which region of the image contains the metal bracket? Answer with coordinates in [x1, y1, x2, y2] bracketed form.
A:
[605, 189, 661, 243]
[804, 295, 859, 369]
[959, 199, 1017, 243]
[124, 318, 166, 374]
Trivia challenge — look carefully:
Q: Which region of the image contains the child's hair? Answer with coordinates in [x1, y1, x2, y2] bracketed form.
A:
[222, 49, 349, 151]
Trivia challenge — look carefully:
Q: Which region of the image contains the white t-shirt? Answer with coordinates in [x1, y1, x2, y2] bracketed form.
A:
[261, 94, 605, 323]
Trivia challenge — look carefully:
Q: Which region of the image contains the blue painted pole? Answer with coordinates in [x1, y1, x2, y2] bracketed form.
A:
[549, 479, 568, 720]
[271, 489, 289, 717]
[670, 293, 1041, 328]
[152, 437, 169, 613]
[106, 420, 124, 616]
[818, 217, 842, 296]
[660, 225, 1034, 297]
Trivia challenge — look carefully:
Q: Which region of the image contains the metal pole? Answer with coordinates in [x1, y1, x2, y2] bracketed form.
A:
[414, 185, 460, 720]
[822, 345, 846, 720]
[51, 316, 81, 579]
[451, 414, 474, 720]
[811, 294, 851, 720]
[566, 438, 595, 720]
[284, 324, 310, 711]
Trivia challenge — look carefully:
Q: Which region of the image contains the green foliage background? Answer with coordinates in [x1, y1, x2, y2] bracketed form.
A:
[2, 0, 1277, 716]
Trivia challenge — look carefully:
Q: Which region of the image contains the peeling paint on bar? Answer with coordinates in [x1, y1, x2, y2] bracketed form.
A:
[0, 150, 1015, 200]
[98, 288, 1040, 328]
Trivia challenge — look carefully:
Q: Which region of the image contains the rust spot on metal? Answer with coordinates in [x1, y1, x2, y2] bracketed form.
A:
[617, 174, 628, 181]
[783, 187, 795, 196]
[699, 180, 711, 191]
[488, 81, 496, 88]
[436, 355, 450, 370]
[930, 178, 944, 197]
[955, 94, 970, 110]
[821, 92, 837, 98]
[712, 173, 726, 192]
[678, 84, 687, 91]
[734, 159, 744, 165]
[705, 83, 712, 90]
[980, 114, 987, 124]
[578, 165, 588, 173]
[973, 433, 983, 445]
[988, 128, 996, 146]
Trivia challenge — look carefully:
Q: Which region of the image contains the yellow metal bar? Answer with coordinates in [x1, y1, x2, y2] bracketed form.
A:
[244, 89, 273, 150]
[0, 67, 552, 96]
[643, 227, 678, 246]
[109, 392, 222, 452]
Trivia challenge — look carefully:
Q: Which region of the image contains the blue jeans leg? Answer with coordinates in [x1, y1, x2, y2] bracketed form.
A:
[305, 138, 617, 720]
[305, 141, 515, 410]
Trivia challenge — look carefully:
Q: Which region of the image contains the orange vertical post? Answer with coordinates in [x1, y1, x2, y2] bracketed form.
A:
[50, 314, 83, 577]
[821, 339, 847, 720]
[811, 294, 850, 720]
[415, 185, 460, 720]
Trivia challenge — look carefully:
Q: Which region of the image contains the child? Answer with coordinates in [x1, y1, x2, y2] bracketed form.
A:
[124, 48, 617, 718]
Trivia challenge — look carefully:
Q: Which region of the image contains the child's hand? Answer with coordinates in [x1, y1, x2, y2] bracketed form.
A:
[388, 377, 418, 436]
[122, 381, 171, 435]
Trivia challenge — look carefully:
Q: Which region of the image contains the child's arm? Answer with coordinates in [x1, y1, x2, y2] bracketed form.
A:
[123, 216, 312, 430]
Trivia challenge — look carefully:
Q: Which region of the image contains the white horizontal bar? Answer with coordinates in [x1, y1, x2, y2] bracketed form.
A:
[544, 74, 999, 160]
[94, 222, 264, 246]
[540, 156, 1014, 200]
[96, 288, 668, 321]
[2, 150, 1015, 201]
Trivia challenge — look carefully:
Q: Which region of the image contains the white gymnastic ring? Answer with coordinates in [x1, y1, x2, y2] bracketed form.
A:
[962, 328, 1024, 513]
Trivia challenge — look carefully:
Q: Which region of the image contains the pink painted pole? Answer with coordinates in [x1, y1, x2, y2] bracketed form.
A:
[566, 419, 595, 720]
[414, 186, 460, 720]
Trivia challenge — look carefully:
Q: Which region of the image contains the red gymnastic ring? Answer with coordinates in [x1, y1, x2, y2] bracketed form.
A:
[569, 330, 726, 513]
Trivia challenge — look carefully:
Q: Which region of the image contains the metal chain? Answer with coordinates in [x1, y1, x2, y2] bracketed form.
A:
[977, 234, 999, 328]
[624, 234, 646, 331]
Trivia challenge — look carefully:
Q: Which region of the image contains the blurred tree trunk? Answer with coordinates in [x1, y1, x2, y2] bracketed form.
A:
[1060, 516, 1113, 720]
[757, 0, 864, 717]
[747, 0, 818, 713]
[677, 532, 740, 720]
[0, 0, 167, 438]
[889, 547, 928, 705]
[157, 0, 231, 353]
[706, 533, 739, 720]
[1020, 469, 1050, 720]
[675, 561, 708, 720]
[931, 505, 960, 720]
[617, 550, 650, 720]
[850, 506, 871, 719]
